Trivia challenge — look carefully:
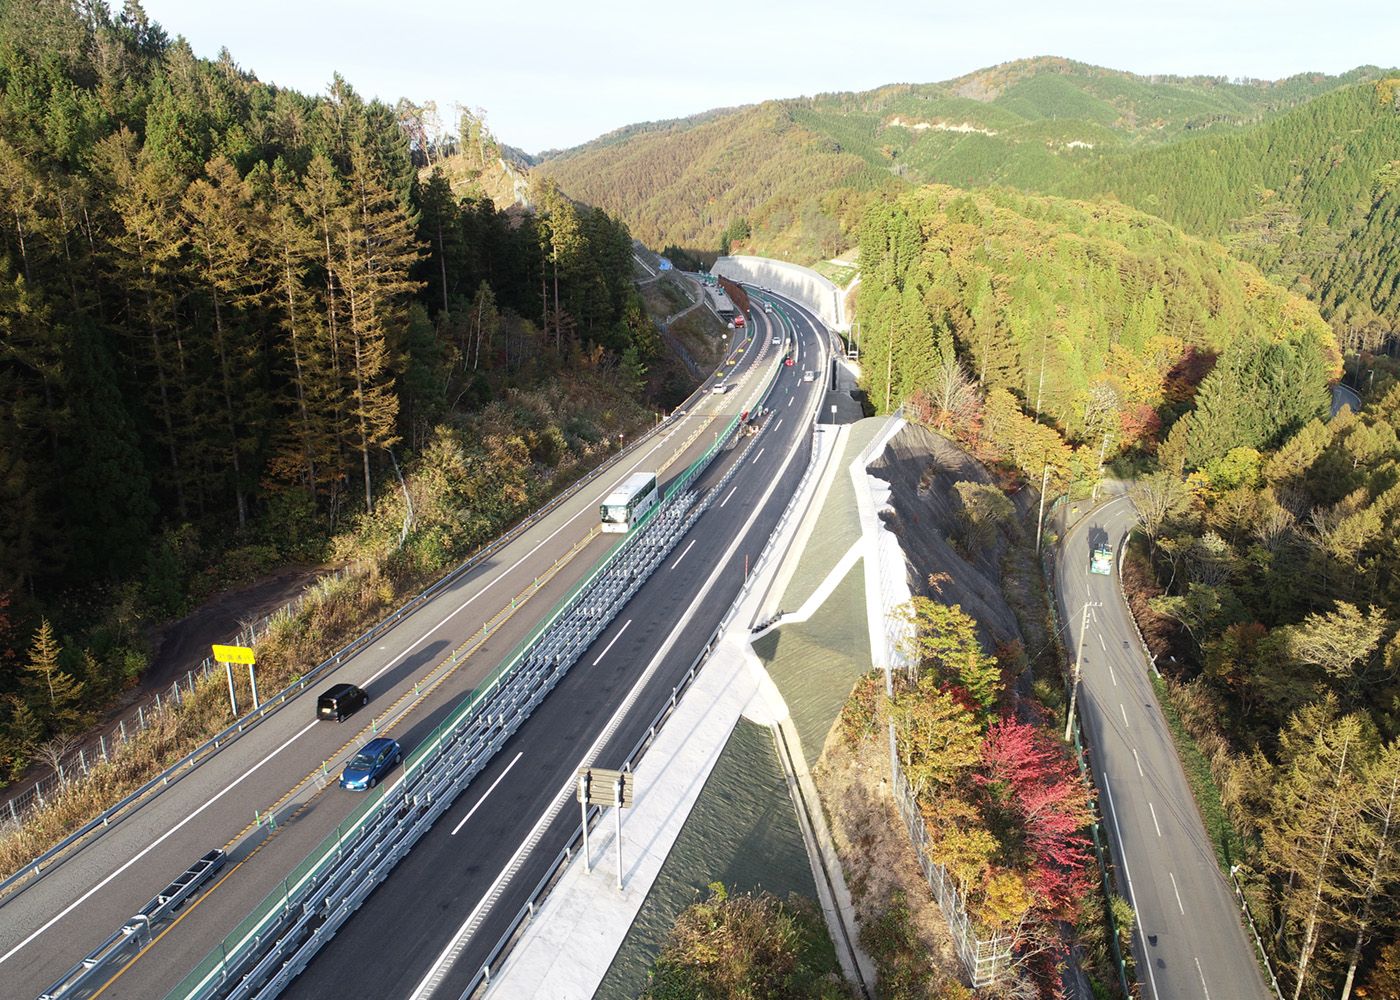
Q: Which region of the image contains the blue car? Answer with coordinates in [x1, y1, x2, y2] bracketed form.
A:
[339, 737, 401, 791]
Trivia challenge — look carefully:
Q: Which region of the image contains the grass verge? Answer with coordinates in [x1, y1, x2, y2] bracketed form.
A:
[1148, 672, 1242, 872]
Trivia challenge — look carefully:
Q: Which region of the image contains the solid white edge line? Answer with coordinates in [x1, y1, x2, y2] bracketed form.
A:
[406, 307, 818, 1000]
[453, 753, 524, 836]
[1103, 777, 1162, 1000]
[591, 619, 632, 666]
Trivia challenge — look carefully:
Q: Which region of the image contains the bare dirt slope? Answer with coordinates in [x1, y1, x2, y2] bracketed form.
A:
[870, 422, 1030, 649]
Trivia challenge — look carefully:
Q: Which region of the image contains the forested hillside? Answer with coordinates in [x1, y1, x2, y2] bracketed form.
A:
[540, 60, 1400, 349]
[1069, 78, 1400, 348]
[534, 101, 896, 263]
[0, 1, 658, 775]
[857, 185, 1338, 481]
[537, 58, 1376, 263]
[1124, 387, 1400, 998]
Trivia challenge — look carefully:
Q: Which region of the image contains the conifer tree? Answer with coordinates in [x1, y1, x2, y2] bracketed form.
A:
[336, 142, 420, 513]
[24, 618, 85, 731]
[181, 155, 269, 529]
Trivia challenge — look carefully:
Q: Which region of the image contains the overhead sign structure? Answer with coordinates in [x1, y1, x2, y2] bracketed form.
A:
[577, 767, 636, 890]
[212, 644, 260, 715]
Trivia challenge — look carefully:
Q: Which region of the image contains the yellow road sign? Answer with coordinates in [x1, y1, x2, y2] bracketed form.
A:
[212, 644, 256, 665]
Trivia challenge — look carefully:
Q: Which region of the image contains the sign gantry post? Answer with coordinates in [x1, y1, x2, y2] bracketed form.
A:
[576, 766, 635, 891]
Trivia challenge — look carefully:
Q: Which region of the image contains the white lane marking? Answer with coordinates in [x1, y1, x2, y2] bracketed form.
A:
[1170, 871, 1186, 915]
[0, 719, 320, 965]
[1109, 663, 1117, 687]
[670, 539, 697, 570]
[452, 752, 523, 835]
[407, 418, 808, 1000]
[774, 419, 782, 432]
[1121, 703, 1130, 728]
[1133, 748, 1143, 777]
[1098, 633, 1106, 651]
[1149, 801, 1162, 838]
[1195, 957, 1212, 999]
[361, 436, 675, 689]
[720, 486, 738, 509]
[1102, 778, 1162, 1000]
[788, 394, 794, 406]
[751, 447, 765, 465]
[591, 619, 632, 666]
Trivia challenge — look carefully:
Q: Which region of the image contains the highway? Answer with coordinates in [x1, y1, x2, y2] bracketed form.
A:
[274, 292, 841, 999]
[0, 297, 797, 999]
[1059, 499, 1270, 1000]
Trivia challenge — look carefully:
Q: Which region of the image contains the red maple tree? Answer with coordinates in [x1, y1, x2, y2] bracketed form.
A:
[980, 717, 1095, 922]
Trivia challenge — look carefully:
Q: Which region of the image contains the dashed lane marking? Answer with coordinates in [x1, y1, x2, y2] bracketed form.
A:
[453, 753, 524, 836]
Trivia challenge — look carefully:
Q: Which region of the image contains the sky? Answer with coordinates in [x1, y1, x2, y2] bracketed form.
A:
[139, 0, 1399, 154]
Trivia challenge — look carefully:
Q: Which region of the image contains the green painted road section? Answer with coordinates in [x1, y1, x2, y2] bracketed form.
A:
[755, 567, 870, 769]
[595, 719, 818, 999]
[779, 419, 882, 612]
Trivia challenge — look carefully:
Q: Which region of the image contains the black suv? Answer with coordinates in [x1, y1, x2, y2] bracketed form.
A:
[317, 683, 368, 722]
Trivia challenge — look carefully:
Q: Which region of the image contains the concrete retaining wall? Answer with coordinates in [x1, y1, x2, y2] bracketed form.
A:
[713, 255, 849, 331]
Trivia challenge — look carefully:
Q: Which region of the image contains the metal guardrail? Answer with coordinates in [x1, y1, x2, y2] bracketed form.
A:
[460, 306, 819, 997]
[0, 351, 732, 900]
[38, 850, 227, 1000]
[163, 379, 755, 1000]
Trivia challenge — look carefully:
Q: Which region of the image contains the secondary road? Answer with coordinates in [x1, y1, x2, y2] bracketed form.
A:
[269, 292, 837, 999]
[1059, 498, 1270, 1000]
[0, 311, 773, 1000]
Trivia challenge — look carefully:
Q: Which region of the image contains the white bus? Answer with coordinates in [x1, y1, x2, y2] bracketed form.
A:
[600, 472, 660, 532]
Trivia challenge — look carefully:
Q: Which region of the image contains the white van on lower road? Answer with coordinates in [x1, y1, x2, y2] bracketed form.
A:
[711, 381, 730, 394]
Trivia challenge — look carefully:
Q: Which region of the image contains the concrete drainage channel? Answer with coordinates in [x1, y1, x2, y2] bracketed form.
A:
[159, 391, 760, 1000]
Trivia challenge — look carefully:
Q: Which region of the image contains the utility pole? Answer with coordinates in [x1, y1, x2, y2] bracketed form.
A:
[1091, 430, 1112, 503]
[885, 320, 896, 413]
[1065, 601, 1103, 742]
[1035, 456, 1052, 550]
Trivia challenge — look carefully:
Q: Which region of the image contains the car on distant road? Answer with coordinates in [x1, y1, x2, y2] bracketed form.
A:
[339, 737, 401, 790]
[784, 357, 795, 367]
[802, 370, 816, 382]
[772, 335, 781, 345]
[317, 683, 368, 722]
[1090, 545, 1114, 575]
[711, 381, 730, 394]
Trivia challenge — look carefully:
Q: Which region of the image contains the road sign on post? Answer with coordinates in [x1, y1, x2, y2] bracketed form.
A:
[577, 767, 635, 890]
[211, 644, 255, 665]
[212, 645, 256, 717]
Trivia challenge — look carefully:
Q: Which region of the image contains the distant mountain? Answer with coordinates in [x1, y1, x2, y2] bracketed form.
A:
[537, 59, 1376, 247]
[1064, 78, 1400, 347]
[537, 59, 1398, 338]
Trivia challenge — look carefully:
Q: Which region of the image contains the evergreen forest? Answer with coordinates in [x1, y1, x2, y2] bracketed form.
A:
[0, 0, 660, 772]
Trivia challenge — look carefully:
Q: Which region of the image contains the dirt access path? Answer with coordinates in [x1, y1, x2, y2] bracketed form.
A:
[0, 565, 321, 813]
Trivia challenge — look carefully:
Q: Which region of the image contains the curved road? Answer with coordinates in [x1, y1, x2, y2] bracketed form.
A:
[1059, 499, 1270, 1000]
[0, 308, 780, 999]
[275, 291, 833, 999]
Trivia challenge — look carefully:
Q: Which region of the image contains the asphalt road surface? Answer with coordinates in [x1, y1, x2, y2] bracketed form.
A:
[274, 292, 837, 999]
[1058, 498, 1270, 1000]
[0, 303, 786, 1000]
